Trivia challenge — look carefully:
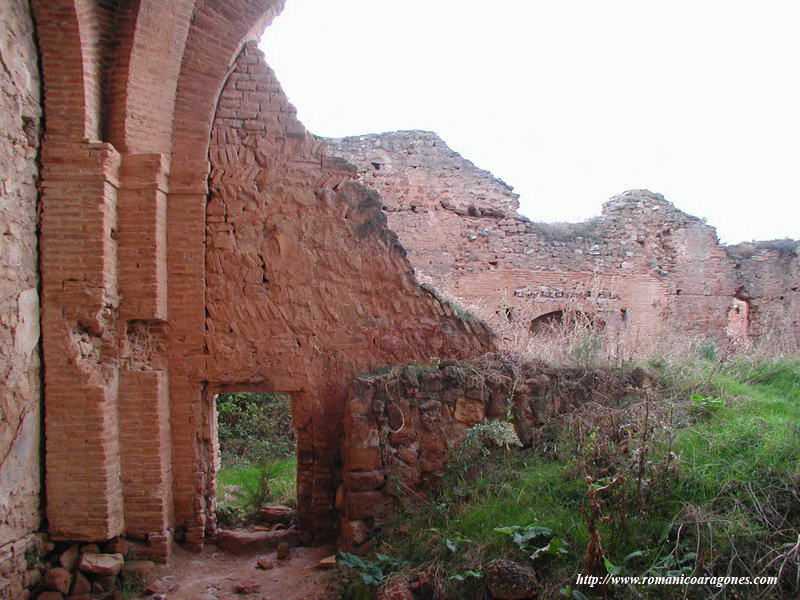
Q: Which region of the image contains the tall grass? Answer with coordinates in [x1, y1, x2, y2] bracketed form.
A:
[417, 278, 798, 371]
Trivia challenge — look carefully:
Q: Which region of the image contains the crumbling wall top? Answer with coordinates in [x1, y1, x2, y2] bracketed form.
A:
[327, 130, 520, 219]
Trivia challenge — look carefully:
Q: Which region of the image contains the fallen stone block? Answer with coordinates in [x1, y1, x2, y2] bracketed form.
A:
[276, 543, 290, 560]
[78, 553, 124, 576]
[256, 505, 295, 523]
[216, 528, 299, 555]
[316, 555, 337, 569]
[235, 580, 261, 594]
[255, 558, 274, 570]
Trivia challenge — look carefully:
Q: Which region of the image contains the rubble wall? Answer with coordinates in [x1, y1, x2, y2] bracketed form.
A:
[340, 357, 649, 548]
[727, 242, 800, 342]
[0, 0, 43, 596]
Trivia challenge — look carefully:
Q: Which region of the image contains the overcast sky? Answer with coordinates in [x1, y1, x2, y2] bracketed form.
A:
[260, 0, 800, 245]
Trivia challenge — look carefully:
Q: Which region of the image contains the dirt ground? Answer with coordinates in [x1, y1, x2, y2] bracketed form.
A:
[152, 543, 339, 600]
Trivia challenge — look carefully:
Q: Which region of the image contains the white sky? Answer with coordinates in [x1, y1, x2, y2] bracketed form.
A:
[260, 0, 800, 244]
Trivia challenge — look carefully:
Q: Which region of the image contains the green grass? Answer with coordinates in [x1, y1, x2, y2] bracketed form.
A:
[214, 391, 297, 527]
[372, 358, 800, 599]
[218, 456, 297, 509]
[669, 359, 800, 495]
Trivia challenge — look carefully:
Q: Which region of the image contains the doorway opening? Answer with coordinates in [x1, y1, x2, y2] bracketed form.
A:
[725, 297, 751, 342]
[213, 392, 298, 528]
[529, 309, 605, 336]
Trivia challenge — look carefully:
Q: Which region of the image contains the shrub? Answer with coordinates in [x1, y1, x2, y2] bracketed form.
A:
[216, 392, 294, 465]
[449, 421, 522, 483]
[527, 217, 605, 242]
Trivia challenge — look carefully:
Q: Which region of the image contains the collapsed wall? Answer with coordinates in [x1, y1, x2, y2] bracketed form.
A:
[328, 131, 798, 348]
[0, 0, 43, 595]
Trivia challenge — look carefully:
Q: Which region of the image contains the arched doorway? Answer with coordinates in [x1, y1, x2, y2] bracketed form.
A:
[529, 309, 605, 336]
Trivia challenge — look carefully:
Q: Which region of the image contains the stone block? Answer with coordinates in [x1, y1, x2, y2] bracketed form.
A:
[345, 470, 385, 492]
[345, 491, 392, 520]
[59, 545, 79, 571]
[70, 572, 91, 596]
[345, 445, 382, 472]
[43, 568, 72, 595]
[216, 529, 298, 555]
[78, 553, 124, 576]
[454, 397, 484, 425]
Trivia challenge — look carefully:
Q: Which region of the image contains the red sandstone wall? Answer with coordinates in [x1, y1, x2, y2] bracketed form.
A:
[204, 44, 494, 540]
[0, 0, 43, 595]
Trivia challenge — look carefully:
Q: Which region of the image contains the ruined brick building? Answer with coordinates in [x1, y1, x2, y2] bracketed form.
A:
[329, 131, 799, 351]
[1, 2, 496, 595]
[0, 0, 797, 597]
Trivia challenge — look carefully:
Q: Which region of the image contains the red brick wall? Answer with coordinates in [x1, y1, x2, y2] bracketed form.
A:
[204, 43, 494, 540]
[23, 0, 493, 567]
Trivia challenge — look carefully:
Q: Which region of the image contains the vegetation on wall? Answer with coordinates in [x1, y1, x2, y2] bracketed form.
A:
[527, 217, 605, 243]
[726, 238, 799, 260]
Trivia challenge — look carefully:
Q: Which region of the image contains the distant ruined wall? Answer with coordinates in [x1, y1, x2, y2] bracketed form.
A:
[329, 132, 796, 348]
[727, 242, 800, 342]
[0, 0, 43, 596]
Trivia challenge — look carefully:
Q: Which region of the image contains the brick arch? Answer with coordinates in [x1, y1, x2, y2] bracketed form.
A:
[163, 0, 288, 538]
[32, 0, 102, 141]
[170, 0, 286, 181]
[104, 0, 199, 153]
[529, 307, 605, 335]
[30, 0, 494, 560]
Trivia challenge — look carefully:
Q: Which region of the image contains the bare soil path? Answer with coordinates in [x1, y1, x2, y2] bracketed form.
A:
[152, 544, 338, 600]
